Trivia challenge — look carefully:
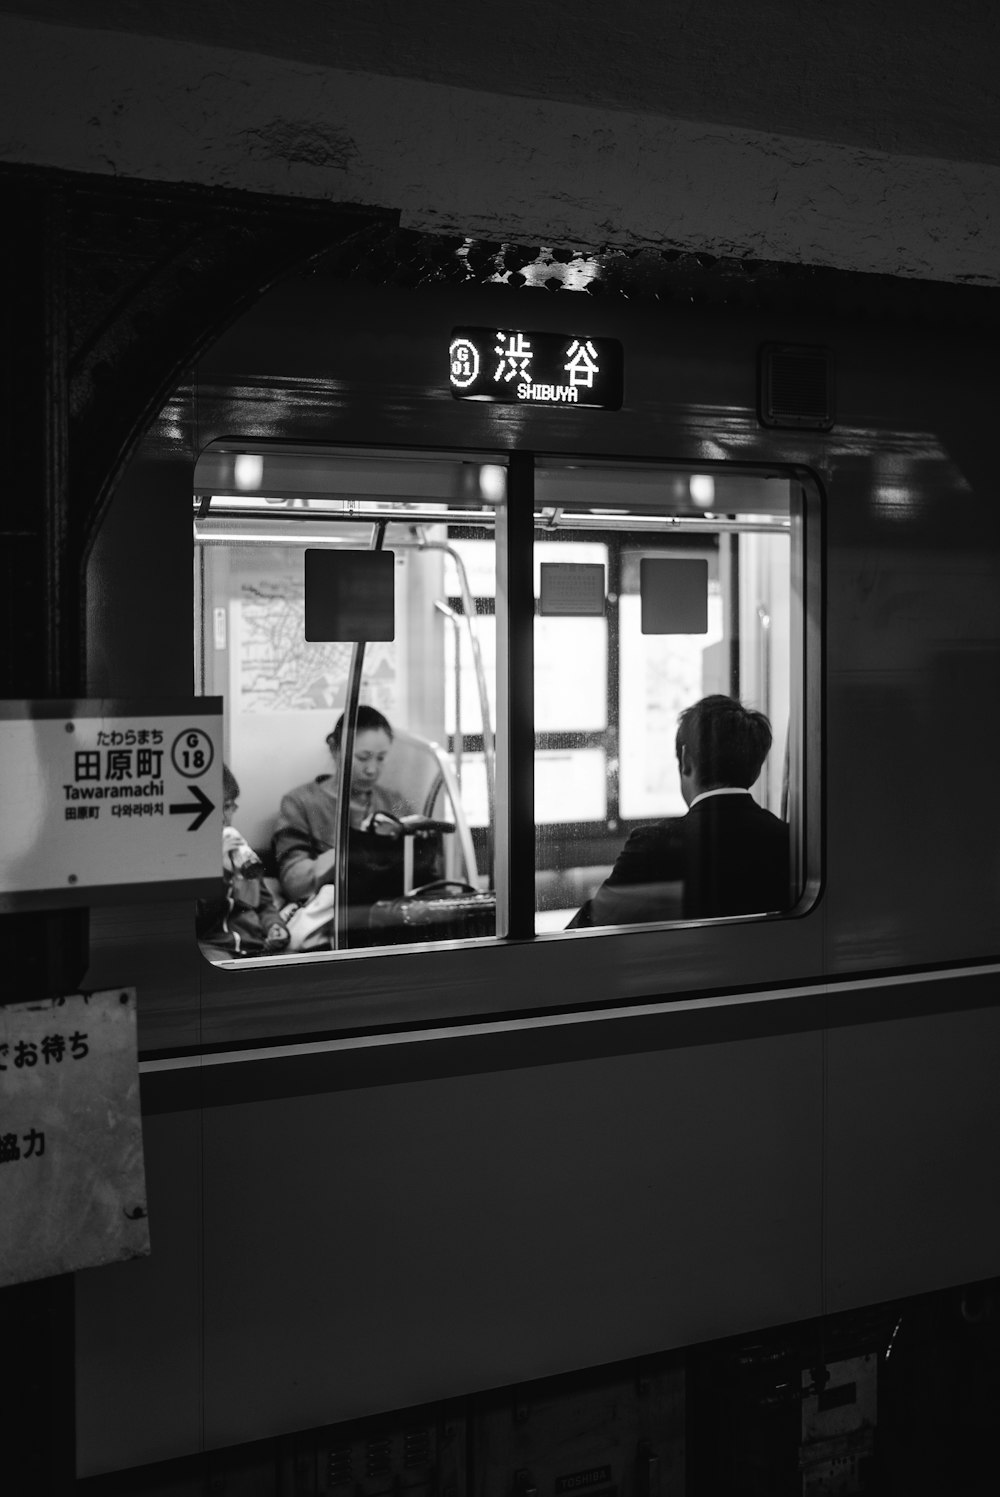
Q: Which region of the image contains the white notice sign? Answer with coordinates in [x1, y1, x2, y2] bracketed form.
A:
[0, 698, 223, 910]
[0, 988, 149, 1288]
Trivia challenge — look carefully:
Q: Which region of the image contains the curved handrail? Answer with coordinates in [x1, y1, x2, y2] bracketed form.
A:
[393, 534, 495, 862]
[389, 729, 480, 887]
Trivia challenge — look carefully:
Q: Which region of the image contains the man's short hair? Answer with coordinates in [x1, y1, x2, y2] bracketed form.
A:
[675, 695, 773, 789]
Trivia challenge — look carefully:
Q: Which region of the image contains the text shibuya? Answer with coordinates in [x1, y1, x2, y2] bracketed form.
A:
[516, 382, 580, 403]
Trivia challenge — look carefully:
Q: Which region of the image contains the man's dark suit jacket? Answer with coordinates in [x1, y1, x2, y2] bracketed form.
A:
[586, 791, 790, 927]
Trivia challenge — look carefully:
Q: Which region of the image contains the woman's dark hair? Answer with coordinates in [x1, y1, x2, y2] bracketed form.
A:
[326, 706, 394, 753]
[675, 695, 772, 789]
[222, 763, 240, 802]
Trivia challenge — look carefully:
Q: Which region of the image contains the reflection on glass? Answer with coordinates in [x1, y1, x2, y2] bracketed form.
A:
[618, 587, 724, 821]
[446, 751, 490, 828]
[444, 614, 496, 736]
[443, 539, 497, 599]
[535, 618, 608, 732]
[536, 749, 607, 824]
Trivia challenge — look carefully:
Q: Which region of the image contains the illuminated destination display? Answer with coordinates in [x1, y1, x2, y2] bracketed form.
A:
[449, 327, 623, 409]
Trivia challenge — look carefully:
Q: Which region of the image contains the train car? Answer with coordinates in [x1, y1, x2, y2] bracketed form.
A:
[73, 251, 1000, 1488]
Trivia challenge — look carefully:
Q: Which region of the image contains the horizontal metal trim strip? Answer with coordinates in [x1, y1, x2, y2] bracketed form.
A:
[0, 697, 223, 719]
[0, 877, 220, 912]
[138, 960, 1000, 1114]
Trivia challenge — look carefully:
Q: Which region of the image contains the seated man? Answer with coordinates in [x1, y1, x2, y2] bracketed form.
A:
[583, 694, 790, 927]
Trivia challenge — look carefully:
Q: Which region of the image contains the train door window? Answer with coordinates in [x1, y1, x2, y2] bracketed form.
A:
[193, 447, 501, 962]
[533, 462, 812, 932]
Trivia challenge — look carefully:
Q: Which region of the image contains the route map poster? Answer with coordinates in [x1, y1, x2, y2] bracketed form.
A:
[236, 576, 399, 717]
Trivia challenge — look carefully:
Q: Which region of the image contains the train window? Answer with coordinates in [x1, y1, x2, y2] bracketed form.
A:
[533, 461, 807, 932]
[193, 447, 500, 962]
[193, 445, 816, 965]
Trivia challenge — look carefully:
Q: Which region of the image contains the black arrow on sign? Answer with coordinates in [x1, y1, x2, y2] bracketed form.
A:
[169, 783, 214, 832]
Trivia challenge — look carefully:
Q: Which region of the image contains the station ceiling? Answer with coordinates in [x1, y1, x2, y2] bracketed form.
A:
[4, 0, 999, 169]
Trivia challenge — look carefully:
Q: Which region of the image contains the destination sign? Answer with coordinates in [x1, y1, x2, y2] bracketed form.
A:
[449, 327, 623, 409]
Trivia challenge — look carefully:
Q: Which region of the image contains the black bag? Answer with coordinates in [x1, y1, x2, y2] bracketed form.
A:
[368, 880, 496, 944]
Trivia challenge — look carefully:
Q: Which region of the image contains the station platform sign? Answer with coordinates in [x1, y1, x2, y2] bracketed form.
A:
[0, 698, 223, 912]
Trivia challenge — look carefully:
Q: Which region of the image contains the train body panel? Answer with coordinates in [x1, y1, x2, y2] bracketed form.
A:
[76, 973, 1000, 1474]
[76, 1108, 205, 1474]
[73, 270, 1000, 1475]
[82, 1027, 825, 1467]
[824, 994, 1000, 1312]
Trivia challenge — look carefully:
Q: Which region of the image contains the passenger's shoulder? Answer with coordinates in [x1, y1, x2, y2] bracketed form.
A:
[279, 778, 324, 810]
[627, 819, 682, 844]
[617, 818, 684, 860]
[605, 819, 684, 885]
[747, 803, 790, 842]
[749, 801, 787, 827]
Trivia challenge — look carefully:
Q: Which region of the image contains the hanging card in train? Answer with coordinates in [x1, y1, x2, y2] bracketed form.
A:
[639, 558, 709, 634]
[304, 549, 395, 641]
[539, 563, 607, 616]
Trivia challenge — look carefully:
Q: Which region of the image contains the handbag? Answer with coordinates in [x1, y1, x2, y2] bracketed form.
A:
[279, 882, 337, 953]
[369, 879, 496, 944]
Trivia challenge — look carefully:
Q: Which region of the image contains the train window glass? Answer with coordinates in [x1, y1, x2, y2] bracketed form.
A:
[617, 553, 725, 822]
[534, 542, 609, 737]
[192, 447, 817, 963]
[193, 447, 501, 962]
[533, 462, 803, 933]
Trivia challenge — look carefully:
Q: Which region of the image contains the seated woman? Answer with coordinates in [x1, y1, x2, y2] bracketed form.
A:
[273, 706, 443, 944]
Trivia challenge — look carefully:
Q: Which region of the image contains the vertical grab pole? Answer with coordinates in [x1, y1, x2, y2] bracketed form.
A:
[756, 600, 772, 810]
[333, 521, 387, 949]
[453, 612, 463, 789]
[723, 532, 741, 699]
[496, 451, 535, 940]
[440, 542, 494, 869]
[434, 601, 464, 788]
